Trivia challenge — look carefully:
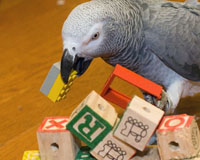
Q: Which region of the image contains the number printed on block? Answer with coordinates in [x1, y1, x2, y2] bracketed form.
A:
[22, 151, 40, 160]
[114, 96, 164, 151]
[67, 90, 118, 149]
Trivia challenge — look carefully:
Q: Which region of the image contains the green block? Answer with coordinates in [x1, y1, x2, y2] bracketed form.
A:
[67, 105, 112, 149]
[75, 146, 96, 160]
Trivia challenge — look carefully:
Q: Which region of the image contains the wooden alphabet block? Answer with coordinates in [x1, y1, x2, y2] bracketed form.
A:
[23, 151, 40, 160]
[114, 96, 164, 151]
[157, 114, 200, 160]
[37, 117, 79, 160]
[75, 146, 96, 160]
[40, 62, 77, 102]
[91, 119, 137, 160]
[67, 90, 118, 149]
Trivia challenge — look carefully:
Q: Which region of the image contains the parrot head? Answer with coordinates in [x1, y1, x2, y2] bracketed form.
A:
[61, 0, 143, 83]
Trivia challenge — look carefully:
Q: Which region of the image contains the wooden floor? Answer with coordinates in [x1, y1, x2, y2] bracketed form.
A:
[0, 0, 199, 159]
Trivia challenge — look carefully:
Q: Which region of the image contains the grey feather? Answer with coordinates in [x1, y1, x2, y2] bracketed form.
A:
[144, 2, 200, 81]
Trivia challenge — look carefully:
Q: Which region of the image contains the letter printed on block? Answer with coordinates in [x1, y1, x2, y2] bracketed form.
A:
[157, 114, 200, 160]
[37, 117, 78, 160]
[22, 151, 40, 160]
[67, 90, 118, 149]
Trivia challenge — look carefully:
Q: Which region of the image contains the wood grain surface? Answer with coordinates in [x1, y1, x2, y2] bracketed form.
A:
[0, 0, 199, 159]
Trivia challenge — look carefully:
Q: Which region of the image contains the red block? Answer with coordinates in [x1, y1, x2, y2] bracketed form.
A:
[101, 64, 163, 109]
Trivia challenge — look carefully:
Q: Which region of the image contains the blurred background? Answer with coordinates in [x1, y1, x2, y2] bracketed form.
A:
[0, 0, 199, 159]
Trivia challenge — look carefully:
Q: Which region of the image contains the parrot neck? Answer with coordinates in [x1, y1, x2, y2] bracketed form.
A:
[102, 43, 145, 73]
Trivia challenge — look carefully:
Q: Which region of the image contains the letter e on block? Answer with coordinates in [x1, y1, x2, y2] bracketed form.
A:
[37, 117, 78, 160]
[114, 96, 164, 151]
[67, 90, 118, 149]
[157, 114, 200, 160]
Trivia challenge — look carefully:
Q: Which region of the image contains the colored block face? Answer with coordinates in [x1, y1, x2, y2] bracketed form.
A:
[114, 96, 164, 151]
[23, 151, 40, 160]
[157, 114, 200, 160]
[67, 105, 112, 149]
[101, 64, 163, 109]
[157, 114, 193, 132]
[38, 117, 69, 132]
[75, 146, 96, 160]
[40, 62, 60, 96]
[91, 131, 136, 160]
[40, 62, 77, 102]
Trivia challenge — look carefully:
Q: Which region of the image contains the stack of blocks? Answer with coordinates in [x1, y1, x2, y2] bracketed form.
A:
[22, 64, 200, 160]
[65, 90, 165, 160]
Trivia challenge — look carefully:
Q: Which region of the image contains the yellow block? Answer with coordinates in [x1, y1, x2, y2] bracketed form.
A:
[48, 70, 77, 102]
[22, 151, 40, 160]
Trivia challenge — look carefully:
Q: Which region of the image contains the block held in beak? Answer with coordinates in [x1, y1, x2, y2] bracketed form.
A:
[61, 49, 93, 84]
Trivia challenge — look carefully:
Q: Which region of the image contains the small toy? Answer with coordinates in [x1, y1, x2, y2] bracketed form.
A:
[40, 62, 77, 102]
[22, 151, 40, 160]
[101, 64, 163, 109]
[91, 119, 136, 160]
[114, 96, 164, 151]
[67, 90, 118, 149]
[37, 117, 79, 160]
[75, 146, 96, 160]
[157, 114, 200, 160]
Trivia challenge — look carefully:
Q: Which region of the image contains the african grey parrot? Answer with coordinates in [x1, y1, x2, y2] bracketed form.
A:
[60, 0, 200, 114]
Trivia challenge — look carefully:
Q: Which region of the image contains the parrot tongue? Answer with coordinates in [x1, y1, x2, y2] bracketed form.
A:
[73, 55, 93, 77]
[61, 49, 93, 84]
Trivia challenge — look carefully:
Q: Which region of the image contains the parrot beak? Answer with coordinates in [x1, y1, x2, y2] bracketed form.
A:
[61, 49, 93, 83]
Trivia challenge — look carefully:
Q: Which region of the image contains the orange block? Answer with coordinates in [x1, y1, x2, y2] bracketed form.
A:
[101, 64, 163, 109]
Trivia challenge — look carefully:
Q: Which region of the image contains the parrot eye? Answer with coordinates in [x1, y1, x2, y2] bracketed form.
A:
[91, 32, 99, 40]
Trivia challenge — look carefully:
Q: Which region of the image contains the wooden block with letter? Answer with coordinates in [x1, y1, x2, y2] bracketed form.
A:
[157, 114, 200, 160]
[114, 96, 164, 151]
[67, 90, 118, 149]
[37, 117, 79, 160]
[22, 150, 40, 160]
[91, 119, 137, 160]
